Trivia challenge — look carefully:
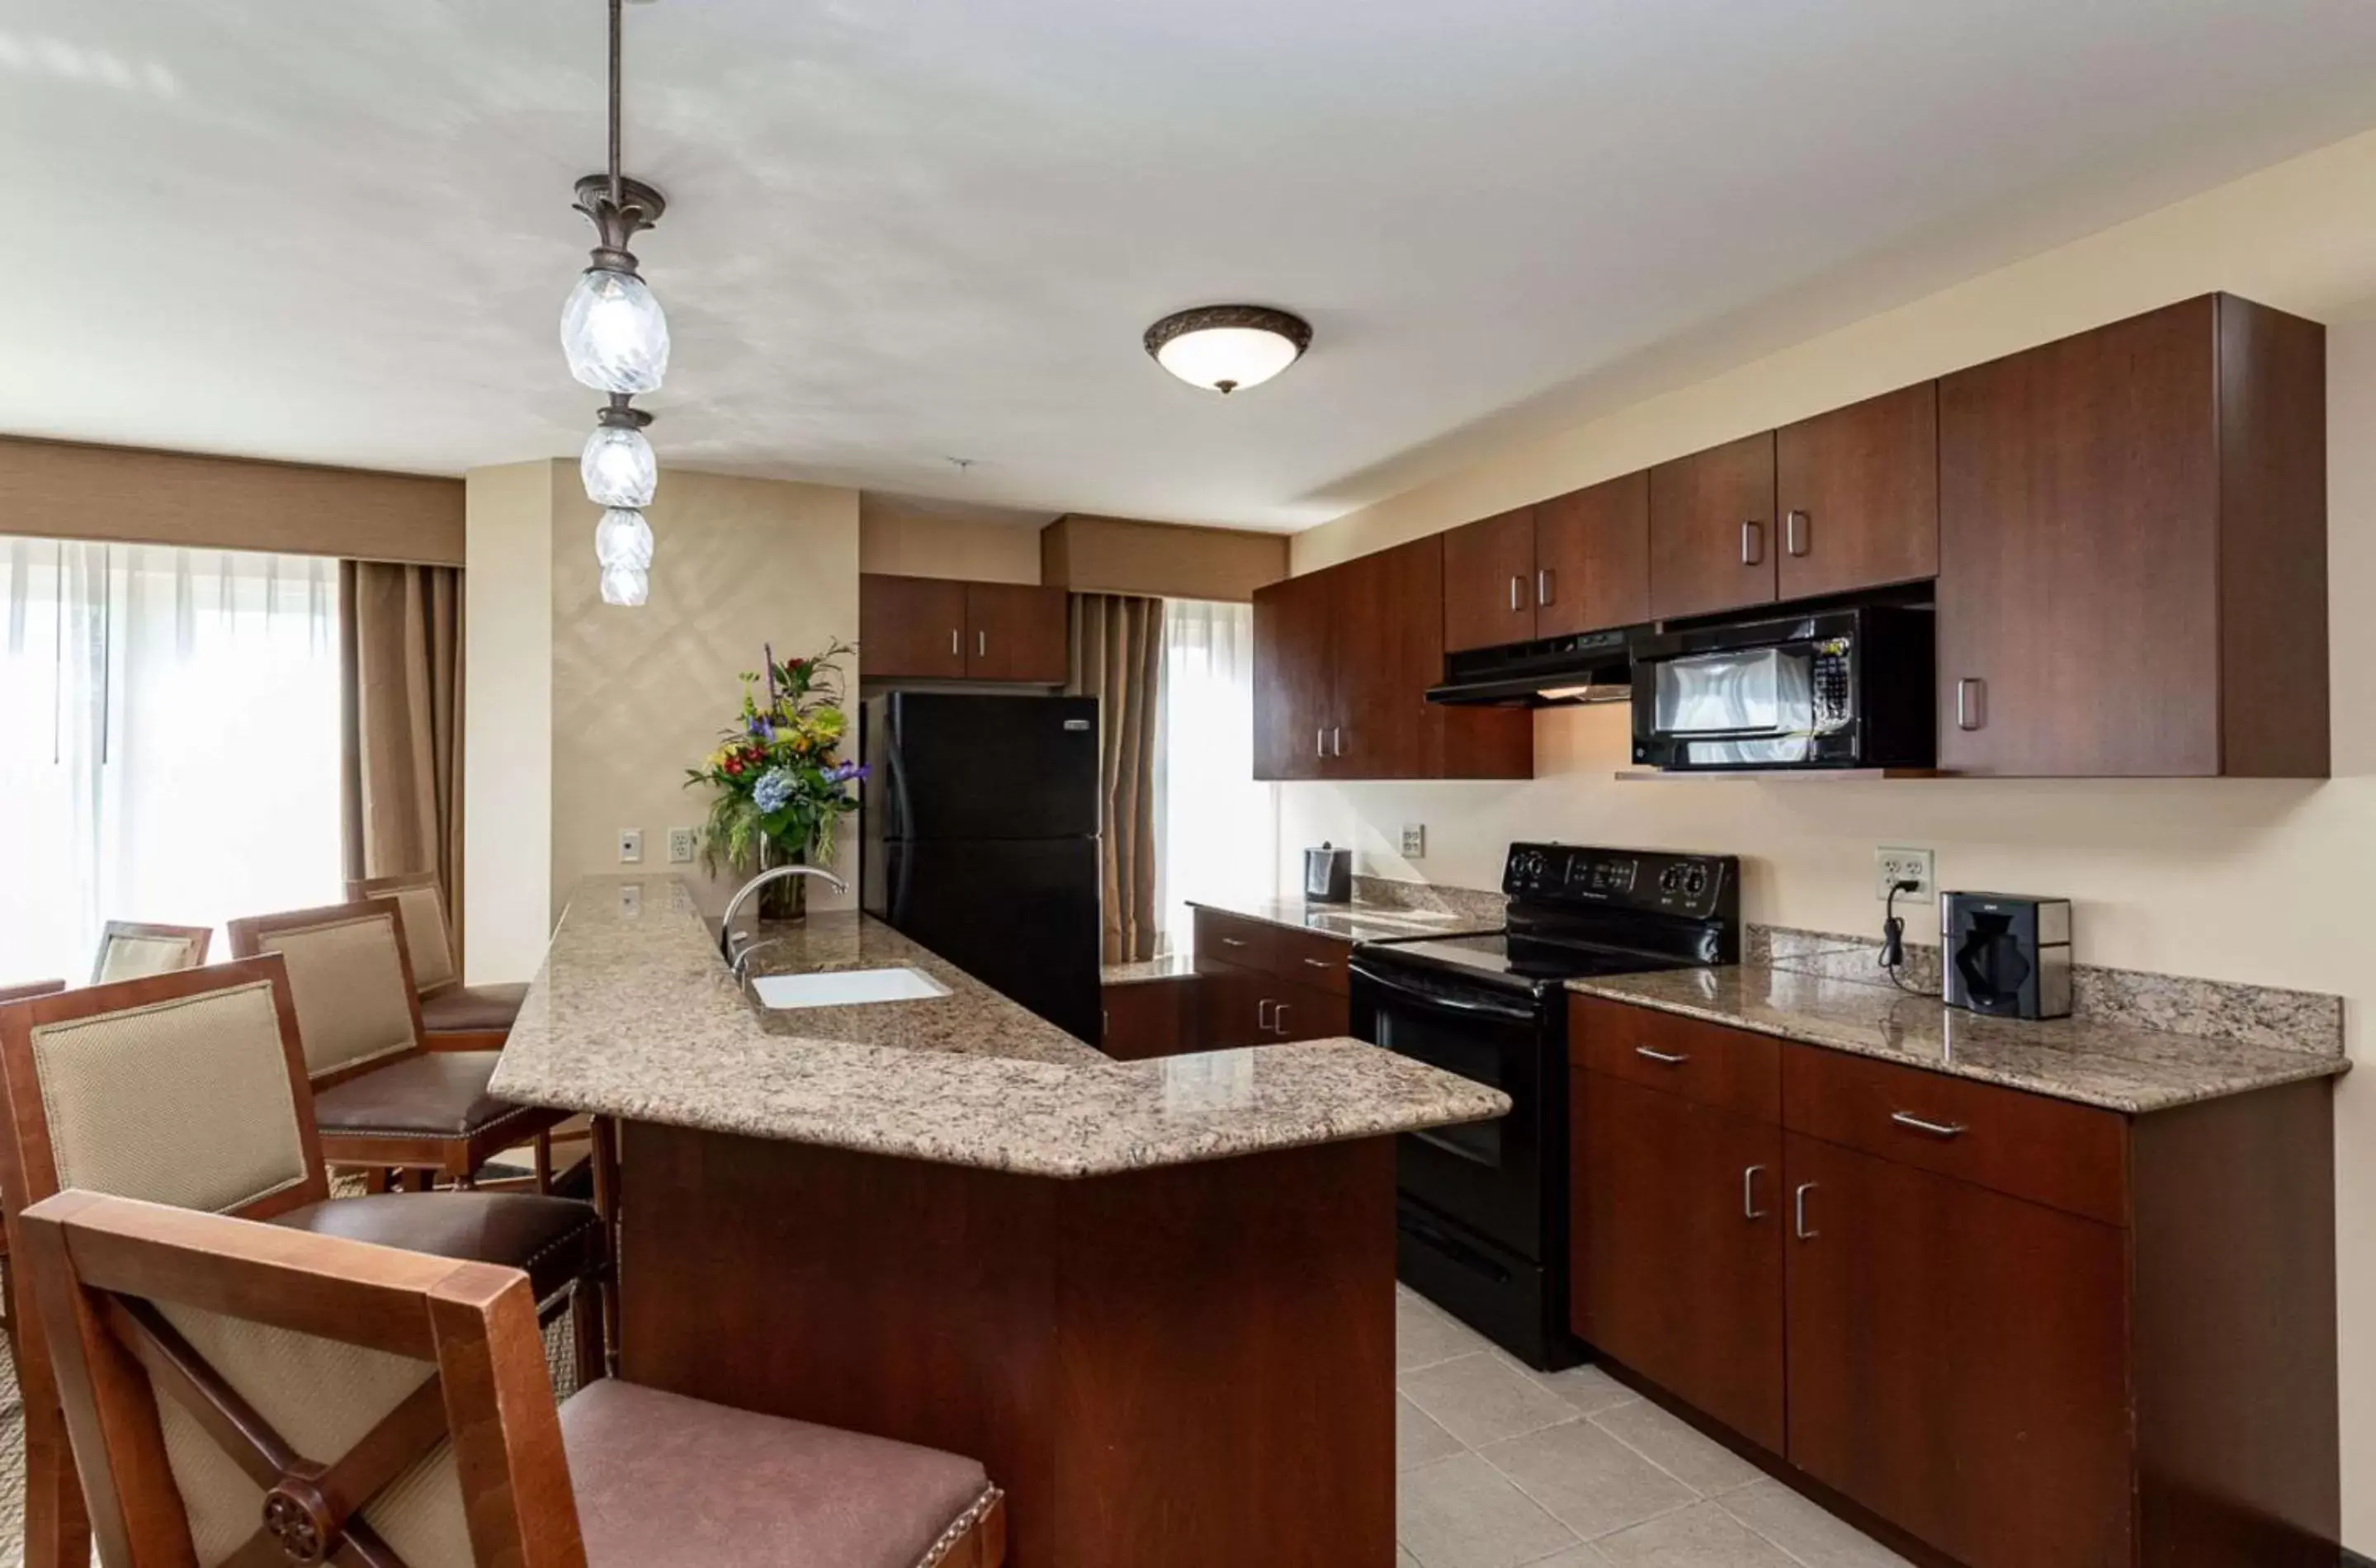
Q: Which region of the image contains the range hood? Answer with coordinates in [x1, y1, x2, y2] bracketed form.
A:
[1426, 627, 1636, 707]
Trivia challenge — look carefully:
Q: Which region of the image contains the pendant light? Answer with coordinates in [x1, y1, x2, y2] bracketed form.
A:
[1144, 305, 1313, 394]
[564, 0, 668, 606]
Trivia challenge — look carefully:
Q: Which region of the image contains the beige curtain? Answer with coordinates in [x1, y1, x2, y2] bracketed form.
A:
[340, 561, 465, 952]
[1067, 593, 1162, 965]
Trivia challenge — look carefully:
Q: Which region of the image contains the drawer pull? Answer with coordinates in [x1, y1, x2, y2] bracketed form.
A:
[1302, 957, 1332, 969]
[1890, 1112, 1967, 1140]
[1793, 1183, 1818, 1240]
[1743, 1164, 1768, 1221]
[1220, 937, 1248, 949]
[1273, 1003, 1292, 1036]
[1256, 998, 1275, 1030]
[1634, 1046, 1689, 1066]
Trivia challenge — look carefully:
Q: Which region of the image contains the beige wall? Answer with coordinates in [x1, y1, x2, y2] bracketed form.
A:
[1283, 125, 2376, 1549]
[461, 461, 554, 984]
[858, 494, 1042, 583]
[1041, 512, 1288, 602]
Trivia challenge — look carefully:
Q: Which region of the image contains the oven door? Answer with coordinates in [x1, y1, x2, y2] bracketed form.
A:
[1350, 957, 1549, 1260]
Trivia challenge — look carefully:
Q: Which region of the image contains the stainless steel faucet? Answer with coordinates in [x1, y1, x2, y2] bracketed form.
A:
[719, 864, 848, 977]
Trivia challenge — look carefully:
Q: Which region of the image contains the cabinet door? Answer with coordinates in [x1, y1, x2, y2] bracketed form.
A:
[1776, 382, 1939, 602]
[1783, 1133, 2130, 1568]
[1264, 977, 1350, 1043]
[1572, 1073, 1784, 1452]
[1442, 507, 1537, 653]
[1101, 979, 1188, 1061]
[1334, 537, 1444, 777]
[964, 583, 1070, 682]
[1253, 569, 1334, 781]
[1534, 471, 1650, 637]
[1649, 432, 1778, 621]
[1937, 298, 2219, 776]
[1194, 965, 1273, 1050]
[859, 574, 968, 679]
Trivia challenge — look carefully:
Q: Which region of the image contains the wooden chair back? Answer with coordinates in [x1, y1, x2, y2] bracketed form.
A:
[225, 900, 427, 1088]
[20, 1189, 586, 1568]
[90, 923, 213, 989]
[346, 874, 458, 999]
[0, 980, 68, 1004]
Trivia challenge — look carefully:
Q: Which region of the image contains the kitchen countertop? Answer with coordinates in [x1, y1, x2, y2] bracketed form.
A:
[489, 877, 1509, 1178]
[1100, 952, 1198, 985]
[1187, 895, 1501, 944]
[1570, 965, 2350, 1115]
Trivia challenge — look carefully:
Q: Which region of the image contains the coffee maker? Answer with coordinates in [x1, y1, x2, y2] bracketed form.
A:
[1939, 892, 2072, 1020]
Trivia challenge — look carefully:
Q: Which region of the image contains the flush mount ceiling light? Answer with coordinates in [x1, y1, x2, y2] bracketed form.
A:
[564, 0, 669, 606]
[1144, 305, 1313, 394]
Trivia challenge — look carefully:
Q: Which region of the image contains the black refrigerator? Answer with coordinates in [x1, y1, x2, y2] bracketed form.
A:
[860, 692, 1103, 1043]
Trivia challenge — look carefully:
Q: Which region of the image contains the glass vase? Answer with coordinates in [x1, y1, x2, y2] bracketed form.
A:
[756, 839, 808, 923]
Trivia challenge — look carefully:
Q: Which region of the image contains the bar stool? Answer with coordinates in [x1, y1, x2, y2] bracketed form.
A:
[0, 960, 608, 1568]
[88, 919, 210, 985]
[227, 898, 571, 1193]
[23, 1190, 1007, 1568]
[347, 871, 527, 1050]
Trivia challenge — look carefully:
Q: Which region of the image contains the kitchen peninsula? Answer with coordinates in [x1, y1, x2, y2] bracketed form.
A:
[489, 876, 1508, 1567]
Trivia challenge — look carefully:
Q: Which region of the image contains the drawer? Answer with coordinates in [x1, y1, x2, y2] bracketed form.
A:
[1570, 996, 1781, 1124]
[1193, 909, 1277, 974]
[1267, 924, 1352, 996]
[1782, 1044, 2128, 1226]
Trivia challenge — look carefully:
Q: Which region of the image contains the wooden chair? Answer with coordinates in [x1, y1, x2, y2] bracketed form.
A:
[0, 960, 608, 1568]
[22, 1189, 1009, 1568]
[88, 920, 211, 985]
[227, 898, 571, 1193]
[0, 980, 66, 1345]
[0, 980, 68, 1004]
[347, 871, 526, 1051]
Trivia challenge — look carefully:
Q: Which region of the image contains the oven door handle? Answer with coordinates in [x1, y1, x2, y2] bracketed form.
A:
[1349, 959, 1539, 1024]
[1407, 1126, 1501, 1166]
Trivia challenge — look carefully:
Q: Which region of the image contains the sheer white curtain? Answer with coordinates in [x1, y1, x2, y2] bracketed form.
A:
[1155, 598, 1277, 952]
[0, 539, 342, 985]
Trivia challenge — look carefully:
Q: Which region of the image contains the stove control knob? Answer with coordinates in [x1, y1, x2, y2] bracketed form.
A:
[1683, 865, 1709, 899]
[1658, 864, 1684, 893]
[1517, 851, 1548, 884]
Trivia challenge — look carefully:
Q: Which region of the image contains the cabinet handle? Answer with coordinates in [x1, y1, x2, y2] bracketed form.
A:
[1257, 998, 1275, 1030]
[1509, 575, 1522, 612]
[1740, 519, 1764, 565]
[1302, 957, 1332, 970]
[978, 630, 988, 658]
[1633, 1046, 1689, 1066]
[1537, 567, 1554, 607]
[1220, 937, 1248, 949]
[1955, 677, 1986, 731]
[1331, 726, 1344, 757]
[951, 629, 961, 655]
[1793, 1183, 1819, 1240]
[1743, 1164, 1769, 1221]
[1273, 1002, 1292, 1036]
[1316, 728, 1326, 758]
[1784, 509, 1809, 557]
[1890, 1111, 1967, 1140]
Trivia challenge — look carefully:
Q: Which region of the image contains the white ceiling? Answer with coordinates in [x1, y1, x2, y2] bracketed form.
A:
[10, 2, 2376, 531]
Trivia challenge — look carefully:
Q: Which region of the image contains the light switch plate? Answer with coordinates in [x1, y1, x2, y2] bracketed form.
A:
[1875, 845, 1934, 900]
[618, 828, 643, 865]
[1401, 824, 1426, 858]
[668, 827, 697, 864]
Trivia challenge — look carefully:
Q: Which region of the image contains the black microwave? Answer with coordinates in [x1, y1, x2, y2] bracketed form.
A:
[1627, 604, 1934, 771]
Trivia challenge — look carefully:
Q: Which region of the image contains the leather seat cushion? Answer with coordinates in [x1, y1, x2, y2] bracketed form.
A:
[419, 982, 529, 1036]
[560, 1378, 992, 1568]
[313, 1051, 550, 1141]
[270, 1192, 602, 1301]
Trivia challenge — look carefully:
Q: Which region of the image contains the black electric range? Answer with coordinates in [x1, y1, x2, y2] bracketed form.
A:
[1351, 843, 1739, 1368]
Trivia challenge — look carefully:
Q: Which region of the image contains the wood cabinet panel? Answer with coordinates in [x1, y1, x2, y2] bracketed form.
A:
[1775, 381, 1939, 602]
[1191, 961, 1346, 1046]
[1442, 507, 1537, 653]
[1572, 1072, 1785, 1452]
[1334, 536, 1445, 777]
[1266, 925, 1353, 997]
[964, 582, 1069, 682]
[1252, 569, 1335, 781]
[1570, 997, 1780, 1123]
[1783, 1131, 2130, 1568]
[1101, 978, 1192, 1061]
[1533, 471, 1650, 637]
[858, 574, 968, 679]
[1192, 909, 1277, 972]
[1267, 977, 1349, 1042]
[1649, 432, 1777, 621]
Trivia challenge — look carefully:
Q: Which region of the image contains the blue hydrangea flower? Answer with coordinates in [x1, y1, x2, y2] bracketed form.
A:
[751, 767, 795, 814]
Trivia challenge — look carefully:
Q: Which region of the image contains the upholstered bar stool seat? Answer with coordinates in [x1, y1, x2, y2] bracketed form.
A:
[562, 1378, 999, 1568]
[270, 1189, 602, 1302]
[310, 1049, 531, 1141]
[418, 979, 530, 1034]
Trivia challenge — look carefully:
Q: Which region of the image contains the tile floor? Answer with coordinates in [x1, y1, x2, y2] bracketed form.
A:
[1395, 1286, 1910, 1568]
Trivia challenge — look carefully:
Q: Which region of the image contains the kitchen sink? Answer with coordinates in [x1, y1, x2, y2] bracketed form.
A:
[750, 967, 952, 1009]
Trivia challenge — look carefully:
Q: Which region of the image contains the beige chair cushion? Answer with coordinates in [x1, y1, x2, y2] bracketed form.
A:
[31, 980, 309, 1215]
[149, 1301, 473, 1568]
[391, 884, 457, 994]
[96, 933, 203, 985]
[257, 913, 418, 1079]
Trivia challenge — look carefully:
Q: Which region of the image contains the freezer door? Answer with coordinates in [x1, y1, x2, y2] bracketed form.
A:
[863, 692, 1101, 842]
[871, 836, 1103, 1044]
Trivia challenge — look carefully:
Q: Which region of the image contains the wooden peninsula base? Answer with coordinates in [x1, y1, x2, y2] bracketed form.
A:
[617, 1122, 1396, 1568]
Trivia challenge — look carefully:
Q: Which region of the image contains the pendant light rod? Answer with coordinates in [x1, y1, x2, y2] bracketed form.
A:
[607, 0, 623, 210]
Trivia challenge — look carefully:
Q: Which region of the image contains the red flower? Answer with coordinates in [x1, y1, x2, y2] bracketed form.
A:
[725, 759, 744, 776]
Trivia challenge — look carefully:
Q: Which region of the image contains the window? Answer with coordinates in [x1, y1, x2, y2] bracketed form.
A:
[1155, 598, 1276, 952]
[0, 539, 343, 985]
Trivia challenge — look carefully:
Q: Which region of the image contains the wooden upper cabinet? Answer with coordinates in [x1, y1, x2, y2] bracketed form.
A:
[1253, 568, 1336, 780]
[1534, 471, 1651, 637]
[1775, 381, 1939, 602]
[1442, 507, 1538, 652]
[1937, 294, 2326, 777]
[1649, 432, 1778, 621]
[859, 574, 968, 679]
[964, 582, 1069, 682]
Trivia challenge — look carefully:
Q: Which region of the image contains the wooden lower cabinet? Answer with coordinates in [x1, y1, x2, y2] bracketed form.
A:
[1571, 1072, 1784, 1452]
[1101, 976, 1191, 1061]
[1197, 966, 1346, 1047]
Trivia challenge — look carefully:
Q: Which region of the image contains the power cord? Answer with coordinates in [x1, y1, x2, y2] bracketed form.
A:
[1879, 879, 1923, 994]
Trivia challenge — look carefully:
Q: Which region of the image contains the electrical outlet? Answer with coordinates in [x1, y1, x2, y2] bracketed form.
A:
[617, 882, 641, 918]
[668, 827, 697, 864]
[1875, 846, 1934, 901]
[618, 828, 642, 865]
[1401, 824, 1426, 858]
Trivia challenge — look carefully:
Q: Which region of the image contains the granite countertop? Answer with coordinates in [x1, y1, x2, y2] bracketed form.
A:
[1187, 895, 1501, 944]
[489, 878, 1509, 1178]
[1101, 952, 1198, 985]
[1570, 966, 2350, 1115]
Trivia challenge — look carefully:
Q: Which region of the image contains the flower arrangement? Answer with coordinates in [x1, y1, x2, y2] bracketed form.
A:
[684, 640, 867, 914]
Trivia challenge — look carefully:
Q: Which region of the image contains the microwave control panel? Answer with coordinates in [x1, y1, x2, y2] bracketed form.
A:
[1503, 843, 1737, 921]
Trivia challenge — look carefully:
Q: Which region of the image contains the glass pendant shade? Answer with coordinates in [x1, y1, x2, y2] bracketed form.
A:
[561, 267, 671, 394]
[594, 507, 654, 572]
[582, 423, 658, 507]
[1153, 325, 1302, 394]
[600, 564, 650, 607]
